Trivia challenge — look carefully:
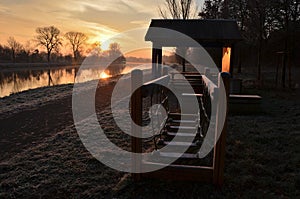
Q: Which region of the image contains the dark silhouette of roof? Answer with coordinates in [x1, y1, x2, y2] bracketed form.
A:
[145, 19, 242, 47]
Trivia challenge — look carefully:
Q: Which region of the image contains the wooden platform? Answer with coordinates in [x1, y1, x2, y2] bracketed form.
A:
[229, 94, 262, 114]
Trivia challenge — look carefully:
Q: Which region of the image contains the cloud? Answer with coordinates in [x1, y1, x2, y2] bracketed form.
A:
[0, 0, 164, 47]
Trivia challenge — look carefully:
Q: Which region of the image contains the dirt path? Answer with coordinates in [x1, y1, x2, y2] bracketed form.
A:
[0, 82, 115, 161]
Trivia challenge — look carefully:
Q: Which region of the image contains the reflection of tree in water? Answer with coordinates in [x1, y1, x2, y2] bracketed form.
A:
[104, 42, 126, 76]
[31, 70, 44, 81]
[0, 67, 87, 97]
[48, 70, 53, 86]
[66, 68, 73, 75]
[105, 56, 126, 76]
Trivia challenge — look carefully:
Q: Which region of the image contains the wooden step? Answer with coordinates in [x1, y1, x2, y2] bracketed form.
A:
[166, 132, 197, 137]
[158, 152, 199, 159]
[163, 141, 198, 147]
[168, 113, 199, 119]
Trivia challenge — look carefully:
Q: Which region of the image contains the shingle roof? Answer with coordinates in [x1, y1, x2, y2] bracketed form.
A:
[145, 19, 242, 47]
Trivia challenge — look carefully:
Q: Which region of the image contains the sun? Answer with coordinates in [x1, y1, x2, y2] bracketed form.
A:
[100, 71, 111, 79]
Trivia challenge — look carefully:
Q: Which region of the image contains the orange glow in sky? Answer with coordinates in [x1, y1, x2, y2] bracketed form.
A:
[0, 0, 203, 58]
[0, 0, 162, 56]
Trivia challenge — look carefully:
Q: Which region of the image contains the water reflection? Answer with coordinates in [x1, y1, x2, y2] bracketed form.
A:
[0, 68, 73, 98]
[0, 62, 150, 98]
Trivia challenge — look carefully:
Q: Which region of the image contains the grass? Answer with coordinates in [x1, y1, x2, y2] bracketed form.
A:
[0, 85, 299, 198]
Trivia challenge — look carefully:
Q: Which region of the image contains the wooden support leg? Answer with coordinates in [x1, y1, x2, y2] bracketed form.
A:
[131, 69, 143, 181]
[213, 72, 230, 186]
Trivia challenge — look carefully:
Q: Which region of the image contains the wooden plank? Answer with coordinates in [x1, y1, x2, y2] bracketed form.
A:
[158, 152, 199, 159]
[166, 132, 197, 137]
[142, 162, 213, 182]
[182, 93, 203, 97]
[229, 94, 262, 99]
[163, 141, 198, 147]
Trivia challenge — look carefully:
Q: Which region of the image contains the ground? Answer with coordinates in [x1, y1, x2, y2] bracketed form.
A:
[0, 77, 299, 198]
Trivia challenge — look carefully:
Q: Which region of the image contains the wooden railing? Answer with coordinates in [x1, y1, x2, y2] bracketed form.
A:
[131, 69, 230, 186]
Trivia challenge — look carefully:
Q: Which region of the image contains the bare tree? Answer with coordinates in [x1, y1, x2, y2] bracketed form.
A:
[159, 0, 199, 20]
[7, 37, 23, 63]
[35, 26, 62, 62]
[158, 0, 199, 71]
[247, 0, 275, 81]
[64, 31, 88, 61]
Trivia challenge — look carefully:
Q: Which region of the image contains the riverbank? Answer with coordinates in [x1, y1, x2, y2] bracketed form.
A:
[0, 78, 299, 198]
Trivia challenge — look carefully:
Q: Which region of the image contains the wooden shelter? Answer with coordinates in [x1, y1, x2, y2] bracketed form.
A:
[130, 19, 242, 186]
[145, 19, 242, 74]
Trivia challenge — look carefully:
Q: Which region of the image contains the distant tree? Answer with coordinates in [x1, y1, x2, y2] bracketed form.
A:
[105, 42, 125, 76]
[0, 44, 12, 62]
[64, 31, 88, 61]
[159, 0, 199, 19]
[108, 42, 122, 58]
[7, 37, 23, 63]
[35, 26, 62, 62]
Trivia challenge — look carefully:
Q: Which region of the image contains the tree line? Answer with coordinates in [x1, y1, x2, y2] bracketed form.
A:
[0, 26, 123, 66]
[160, 0, 300, 88]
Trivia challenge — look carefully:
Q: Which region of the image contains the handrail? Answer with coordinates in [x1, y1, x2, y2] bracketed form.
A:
[141, 75, 170, 98]
[202, 75, 218, 99]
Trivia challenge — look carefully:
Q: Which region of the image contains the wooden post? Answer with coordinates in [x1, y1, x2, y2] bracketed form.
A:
[230, 45, 235, 76]
[152, 47, 157, 79]
[213, 72, 230, 186]
[162, 66, 169, 76]
[205, 67, 211, 79]
[131, 69, 143, 181]
[157, 48, 163, 77]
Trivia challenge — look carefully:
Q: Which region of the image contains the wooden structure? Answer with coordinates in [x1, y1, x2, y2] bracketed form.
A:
[145, 19, 242, 75]
[130, 19, 241, 186]
[131, 69, 230, 186]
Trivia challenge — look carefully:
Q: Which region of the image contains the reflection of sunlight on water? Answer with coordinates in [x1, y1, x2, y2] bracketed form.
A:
[99, 71, 111, 79]
[0, 62, 152, 98]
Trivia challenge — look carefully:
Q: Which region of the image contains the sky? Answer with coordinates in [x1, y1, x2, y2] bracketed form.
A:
[0, 0, 204, 58]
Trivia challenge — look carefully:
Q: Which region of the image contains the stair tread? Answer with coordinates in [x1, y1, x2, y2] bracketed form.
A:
[163, 141, 198, 147]
[169, 126, 197, 129]
[158, 152, 199, 159]
[166, 132, 197, 137]
[171, 119, 198, 123]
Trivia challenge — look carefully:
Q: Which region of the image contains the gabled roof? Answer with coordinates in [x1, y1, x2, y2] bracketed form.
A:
[145, 19, 242, 47]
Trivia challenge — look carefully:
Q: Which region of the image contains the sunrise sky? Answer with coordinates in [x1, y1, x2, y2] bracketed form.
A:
[0, 0, 204, 58]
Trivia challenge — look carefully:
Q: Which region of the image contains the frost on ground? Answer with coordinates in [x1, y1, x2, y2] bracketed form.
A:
[0, 76, 299, 198]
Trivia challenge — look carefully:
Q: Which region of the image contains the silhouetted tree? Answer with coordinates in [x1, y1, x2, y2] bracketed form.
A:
[159, 0, 199, 71]
[0, 44, 11, 62]
[247, 0, 275, 81]
[159, 0, 198, 19]
[199, 0, 224, 19]
[35, 26, 62, 62]
[7, 37, 23, 63]
[64, 31, 88, 61]
[272, 0, 300, 87]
